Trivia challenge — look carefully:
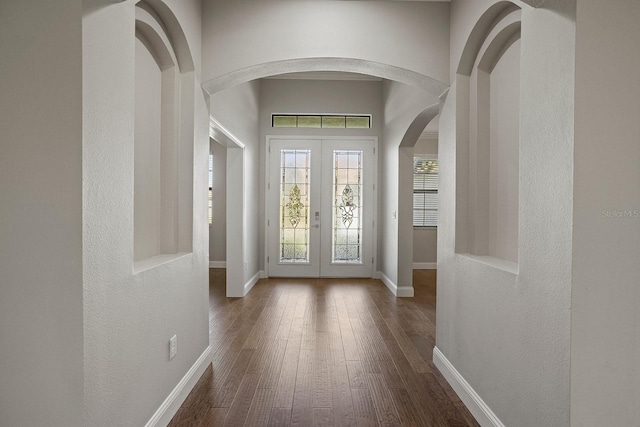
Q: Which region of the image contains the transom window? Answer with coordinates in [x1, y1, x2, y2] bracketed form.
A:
[413, 157, 438, 227]
[272, 114, 371, 129]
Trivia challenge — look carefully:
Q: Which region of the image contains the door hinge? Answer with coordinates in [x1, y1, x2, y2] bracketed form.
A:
[373, 183, 375, 191]
[267, 219, 270, 226]
[372, 257, 375, 264]
[268, 182, 271, 190]
[267, 256, 270, 263]
[373, 147, 376, 154]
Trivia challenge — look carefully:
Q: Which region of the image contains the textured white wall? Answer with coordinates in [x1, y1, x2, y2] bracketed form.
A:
[209, 140, 227, 263]
[0, 1, 84, 425]
[488, 39, 520, 263]
[134, 38, 163, 261]
[572, 0, 640, 425]
[202, 0, 450, 86]
[82, 1, 210, 425]
[437, 0, 575, 425]
[382, 81, 440, 290]
[210, 81, 261, 287]
[258, 79, 384, 272]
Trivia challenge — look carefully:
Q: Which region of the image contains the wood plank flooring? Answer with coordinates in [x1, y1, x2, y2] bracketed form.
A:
[169, 269, 479, 427]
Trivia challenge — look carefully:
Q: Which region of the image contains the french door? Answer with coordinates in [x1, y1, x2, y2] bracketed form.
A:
[267, 138, 376, 278]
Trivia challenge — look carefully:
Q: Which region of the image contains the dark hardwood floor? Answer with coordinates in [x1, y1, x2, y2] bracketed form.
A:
[168, 269, 478, 426]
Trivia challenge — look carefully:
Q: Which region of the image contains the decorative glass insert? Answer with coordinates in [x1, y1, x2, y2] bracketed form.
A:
[345, 116, 371, 129]
[279, 149, 311, 263]
[273, 115, 298, 127]
[322, 116, 346, 128]
[272, 114, 371, 129]
[332, 150, 363, 263]
[413, 157, 438, 227]
[297, 116, 321, 128]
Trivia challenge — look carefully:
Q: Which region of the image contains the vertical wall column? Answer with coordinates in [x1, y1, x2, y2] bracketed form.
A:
[226, 147, 245, 297]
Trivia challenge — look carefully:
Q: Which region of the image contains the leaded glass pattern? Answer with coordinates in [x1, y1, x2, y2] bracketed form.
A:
[280, 149, 311, 263]
[332, 150, 363, 263]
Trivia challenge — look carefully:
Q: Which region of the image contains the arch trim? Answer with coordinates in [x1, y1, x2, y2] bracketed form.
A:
[457, 1, 521, 76]
[202, 57, 449, 97]
[477, 21, 521, 73]
[399, 104, 440, 148]
[136, 0, 195, 73]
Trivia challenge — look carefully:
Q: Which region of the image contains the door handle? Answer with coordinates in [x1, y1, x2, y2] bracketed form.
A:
[312, 224, 320, 228]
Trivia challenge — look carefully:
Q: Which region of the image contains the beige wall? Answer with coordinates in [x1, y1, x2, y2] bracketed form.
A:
[202, 0, 450, 85]
[210, 80, 262, 294]
[436, 1, 575, 425]
[82, 1, 210, 425]
[209, 140, 227, 263]
[382, 81, 440, 293]
[571, 0, 640, 424]
[0, 2, 84, 425]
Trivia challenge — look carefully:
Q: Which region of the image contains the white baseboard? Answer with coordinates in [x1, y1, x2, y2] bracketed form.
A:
[244, 271, 260, 295]
[259, 270, 267, 279]
[145, 345, 212, 427]
[433, 347, 504, 427]
[413, 262, 437, 270]
[209, 261, 226, 268]
[373, 271, 381, 280]
[378, 271, 414, 297]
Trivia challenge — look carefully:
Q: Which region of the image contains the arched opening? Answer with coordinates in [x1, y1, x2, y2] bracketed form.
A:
[133, 0, 196, 270]
[204, 59, 448, 296]
[454, 3, 522, 269]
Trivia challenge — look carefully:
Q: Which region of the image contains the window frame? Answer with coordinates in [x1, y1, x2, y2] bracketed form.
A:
[272, 114, 372, 129]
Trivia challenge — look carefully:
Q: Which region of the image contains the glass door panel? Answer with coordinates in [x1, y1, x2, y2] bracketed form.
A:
[268, 138, 375, 278]
[332, 150, 363, 264]
[279, 149, 311, 263]
[268, 140, 320, 277]
[320, 140, 374, 277]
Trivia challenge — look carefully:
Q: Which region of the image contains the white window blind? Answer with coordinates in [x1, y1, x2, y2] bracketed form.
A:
[413, 157, 438, 227]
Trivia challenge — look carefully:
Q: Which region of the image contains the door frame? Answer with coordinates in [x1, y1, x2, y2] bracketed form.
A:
[264, 135, 378, 278]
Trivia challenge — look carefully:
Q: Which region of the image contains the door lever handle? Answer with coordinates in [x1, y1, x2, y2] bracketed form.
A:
[312, 224, 320, 228]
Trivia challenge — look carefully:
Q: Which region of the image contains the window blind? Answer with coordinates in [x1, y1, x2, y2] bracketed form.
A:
[413, 157, 438, 227]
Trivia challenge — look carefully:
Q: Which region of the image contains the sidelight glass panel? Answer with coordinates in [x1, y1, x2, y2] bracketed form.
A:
[280, 149, 311, 263]
[332, 150, 363, 263]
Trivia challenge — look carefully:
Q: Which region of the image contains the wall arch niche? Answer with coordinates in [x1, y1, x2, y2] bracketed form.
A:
[455, 2, 522, 269]
[133, 0, 195, 269]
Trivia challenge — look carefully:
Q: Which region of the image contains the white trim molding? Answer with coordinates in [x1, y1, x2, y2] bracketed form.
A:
[433, 347, 505, 427]
[413, 262, 437, 270]
[145, 345, 212, 427]
[379, 271, 414, 297]
[244, 271, 260, 295]
[209, 261, 226, 268]
[209, 116, 245, 149]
